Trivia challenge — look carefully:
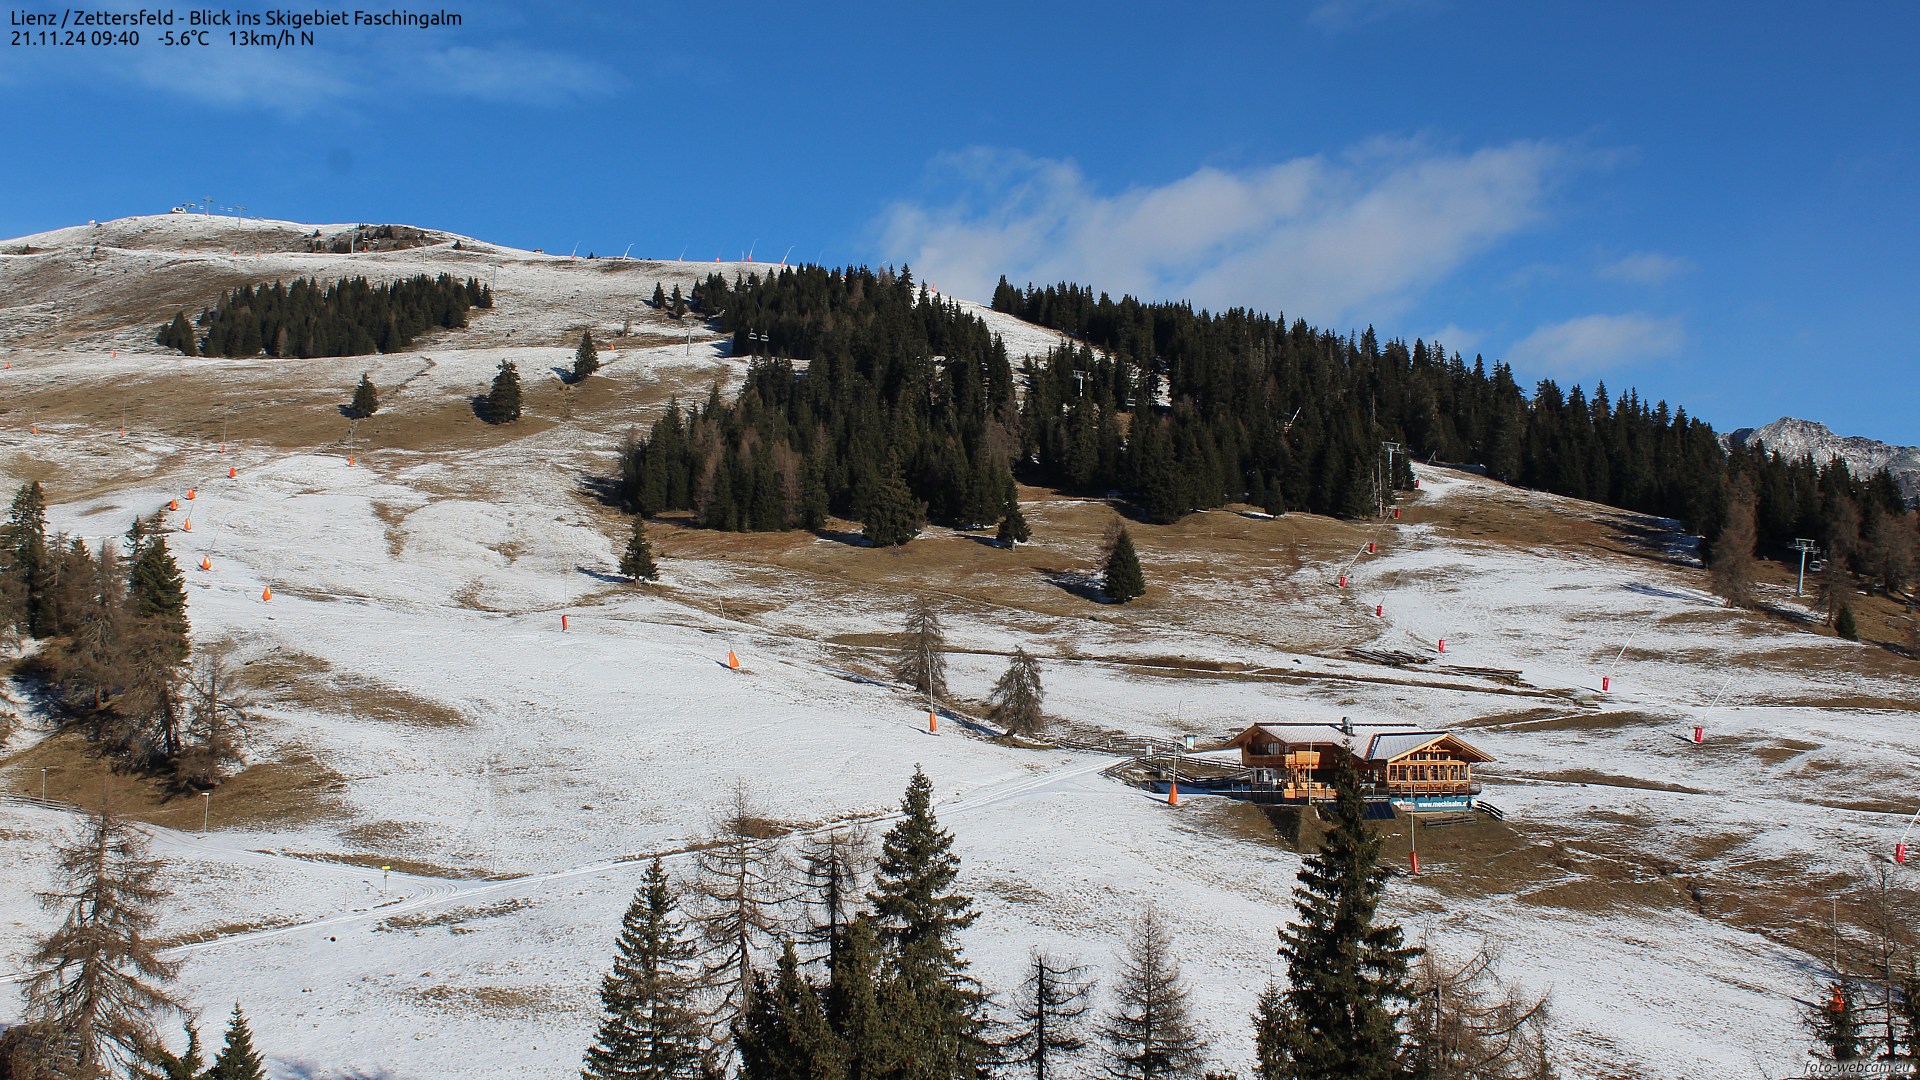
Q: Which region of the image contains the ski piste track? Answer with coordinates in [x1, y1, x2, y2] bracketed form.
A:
[0, 752, 1124, 984]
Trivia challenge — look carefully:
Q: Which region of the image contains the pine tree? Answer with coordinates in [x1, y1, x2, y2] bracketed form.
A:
[826, 917, 898, 1080]
[582, 859, 706, 1080]
[2, 481, 50, 636]
[1100, 908, 1206, 1080]
[736, 942, 845, 1080]
[485, 359, 523, 424]
[23, 809, 183, 1077]
[987, 648, 1045, 737]
[350, 372, 380, 418]
[1267, 759, 1417, 1080]
[997, 491, 1031, 547]
[653, 283, 668, 309]
[1006, 951, 1094, 1080]
[576, 330, 603, 382]
[1103, 525, 1146, 603]
[867, 767, 987, 1080]
[1836, 602, 1859, 641]
[206, 1004, 266, 1080]
[892, 598, 948, 701]
[156, 312, 198, 356]
[620, 517, 659, 582]
[862, 459, 926, 547]
[1807, 981, 1861, 1061]
[128, 530, 190, 660]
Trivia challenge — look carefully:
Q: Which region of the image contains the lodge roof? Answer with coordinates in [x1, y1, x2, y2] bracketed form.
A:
[1226, 722, 1493, 764]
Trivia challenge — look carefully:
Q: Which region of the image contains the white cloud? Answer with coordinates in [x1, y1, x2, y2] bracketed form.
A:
[126, 47, 357, 114]
[1506, 313, 1684, 376]
[1426, 324, 1480, 357]
[415, 46, 621, 106]
[1597, 251, 1694, 285]
[877, 140, 1565, 324]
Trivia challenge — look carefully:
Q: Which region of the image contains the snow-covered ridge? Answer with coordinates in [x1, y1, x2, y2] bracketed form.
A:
[1727, 416, 1920, 503]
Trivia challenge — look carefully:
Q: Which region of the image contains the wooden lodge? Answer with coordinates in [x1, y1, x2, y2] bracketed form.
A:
[1223, 718, 1493, 810]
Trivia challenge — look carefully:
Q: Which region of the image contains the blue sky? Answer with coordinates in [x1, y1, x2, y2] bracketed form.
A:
[4, 1, 1916, 443]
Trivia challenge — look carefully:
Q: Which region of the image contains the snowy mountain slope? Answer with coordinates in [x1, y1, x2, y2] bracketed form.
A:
[1, 215, 1916, 1079]
[1729, 416, 1920, 503]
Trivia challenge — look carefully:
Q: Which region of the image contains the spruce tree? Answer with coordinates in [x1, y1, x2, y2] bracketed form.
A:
[826, 917, 898, 1080]
[736, 942, 845, 1080]
[156, 313, 198, 356]
[1807, 982, 1861, 1061]
[485, 359, 523, 424]
[582, 859, 705, 1080]
[1007, 950, 1094, 1080]
[997, 491, 1031, 547]
[1101, 908, 1206, 1080]
[2, 481, 50, 636]
[653, 283, 668, 308]
[1267, 760, 1417, 1080]
[128, 531, 190, 661]
[892, 598, 948, 701]
[206, 1004, 266, 1080]
[987, 648, 1045, 737]
[862, 459, 926, 547]
[350, 372, 380, 418]
[24, 809, 182, 1077]
[575, 330, 603, 382]
[1103, 525, 1146, 603]
[620, 517, 659, 582]
[1836, 602, 1859, 641]
[867, 768, 987, 1080]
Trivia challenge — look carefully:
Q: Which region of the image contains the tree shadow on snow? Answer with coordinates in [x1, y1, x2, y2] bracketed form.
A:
[813, 528, 873, 548]
[1599, 511, 1700, 569]
[576, 473, 626, 509]
[575, 566, 627, 584]
[280, 1064, 401, 1080]
[1622, 581, 1717, 606]
[1038, 567, 1113, 604]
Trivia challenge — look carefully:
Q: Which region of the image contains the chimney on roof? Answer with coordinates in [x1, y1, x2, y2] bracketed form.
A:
[1339, 716, 1353, 736]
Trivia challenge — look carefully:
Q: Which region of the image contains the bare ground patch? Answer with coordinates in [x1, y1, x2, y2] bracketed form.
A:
[377, 898, 534, 934]
[0, 730, 346, 830]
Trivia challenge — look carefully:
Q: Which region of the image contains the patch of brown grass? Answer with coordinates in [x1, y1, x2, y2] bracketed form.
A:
[411, 984, 565, 1017]
[0, 729, 345, 829]
[274, 850, 497, 880]
[377, 898, 533, 933]
[243, 649, 467, 727]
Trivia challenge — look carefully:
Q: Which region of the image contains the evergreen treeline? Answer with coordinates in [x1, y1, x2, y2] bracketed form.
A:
[994, 278, 1917, 581]
[157, 273, 492, 358]
[617, 266, 1019, 535]
[613, 267, 1915, 587]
